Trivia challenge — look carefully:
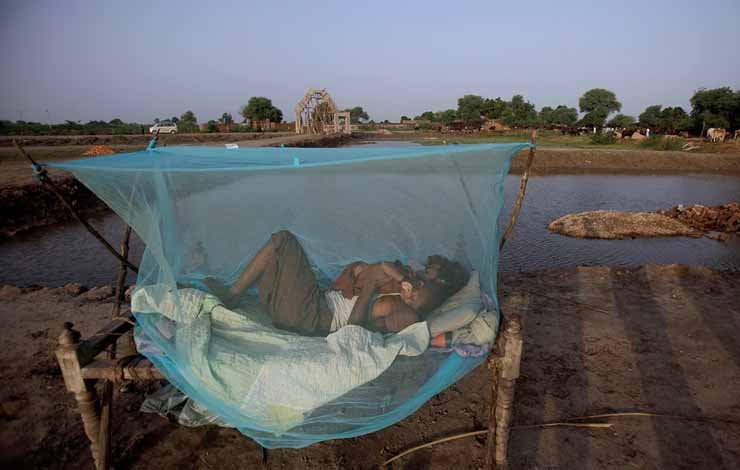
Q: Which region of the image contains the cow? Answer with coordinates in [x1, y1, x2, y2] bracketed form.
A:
[706, 128, 727, 143]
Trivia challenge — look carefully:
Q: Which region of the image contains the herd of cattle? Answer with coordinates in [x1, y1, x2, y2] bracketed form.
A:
[557, 126, 739, 143]
[706, 128, 740, 143]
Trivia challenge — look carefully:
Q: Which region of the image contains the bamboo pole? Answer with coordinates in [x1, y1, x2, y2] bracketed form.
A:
[98, 224, 132, 470]
[13, 141, 140, 274]
[500, 130, 537, 251]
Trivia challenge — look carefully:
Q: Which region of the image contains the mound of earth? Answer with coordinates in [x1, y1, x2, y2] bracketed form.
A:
[82, 145, 116, 156]
[548, 210, 702, 239]
[658, 202, 740, 233]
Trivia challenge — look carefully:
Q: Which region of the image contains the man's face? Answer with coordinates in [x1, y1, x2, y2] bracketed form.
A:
[417, 263, 441, 282]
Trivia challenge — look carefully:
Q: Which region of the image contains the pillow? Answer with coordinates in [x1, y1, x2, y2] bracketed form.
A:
[448, 309, 498, 347]
[426, 271, 483, 337]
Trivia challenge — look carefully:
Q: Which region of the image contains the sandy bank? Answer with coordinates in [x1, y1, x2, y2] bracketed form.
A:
[510, 147, 740, 175]
[548, 211, 703, 239]
[2, 264, 738, 469]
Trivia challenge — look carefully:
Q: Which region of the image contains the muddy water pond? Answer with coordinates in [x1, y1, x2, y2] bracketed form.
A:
[1, 172, 738, 287]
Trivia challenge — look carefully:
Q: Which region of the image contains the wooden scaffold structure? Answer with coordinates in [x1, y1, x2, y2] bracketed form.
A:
[294, 88, 351, 135]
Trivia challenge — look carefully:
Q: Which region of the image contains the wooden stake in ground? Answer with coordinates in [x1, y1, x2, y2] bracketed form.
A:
[487, 130, 536, 469]
[98, 224, 133, 470]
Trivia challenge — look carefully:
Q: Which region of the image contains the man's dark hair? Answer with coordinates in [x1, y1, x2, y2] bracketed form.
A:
[425, 255, 470, 296]
[417, 255, 470, 315]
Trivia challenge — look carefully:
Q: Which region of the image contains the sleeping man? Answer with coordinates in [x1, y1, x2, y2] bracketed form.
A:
[204, 230, 469, 336]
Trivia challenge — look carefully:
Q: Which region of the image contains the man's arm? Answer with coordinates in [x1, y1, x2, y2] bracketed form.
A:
[371, 296, 420, 333]
[346, 281, 376, 326]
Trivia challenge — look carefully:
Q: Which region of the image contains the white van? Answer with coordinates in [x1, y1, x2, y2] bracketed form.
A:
[149, 123, 178, 134]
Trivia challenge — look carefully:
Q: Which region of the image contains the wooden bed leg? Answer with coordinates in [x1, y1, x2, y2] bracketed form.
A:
[484, 352, 501, 469]
[494, 314, 523, 469]
[57, 322, 104, 469]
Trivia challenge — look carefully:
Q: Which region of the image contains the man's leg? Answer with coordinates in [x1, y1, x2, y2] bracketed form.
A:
[203, 232, 280, 306]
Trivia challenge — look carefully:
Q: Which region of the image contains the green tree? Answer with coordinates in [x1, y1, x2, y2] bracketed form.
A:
[481, 98, 509, 119]
[606, 114, 636, 129]
[501, 95, 539, 127]
[457, 94, 485, 128]
[178, 110, 198, 133]
[206, 120, 219, 133]
[437, 109, 458, 125]
[220, 112, 233, 131]
[400, 115, 410, 122]
[153, 118, 160, 124]
[343, 106, 369, 124]
[414, 111, 436, 121]
[579, 109, 609, 129]
[639, 105, 662, 128]
[551, 105, 579, 127]
[690, 87, 739, 129]
[659, 106, 691, 132]
[241, 97, 283, 123]
[109, 118, 123, 126]
[579, 88, 622, 127]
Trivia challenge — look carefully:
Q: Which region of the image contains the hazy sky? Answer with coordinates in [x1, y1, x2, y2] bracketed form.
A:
[2, 0, 739, 124]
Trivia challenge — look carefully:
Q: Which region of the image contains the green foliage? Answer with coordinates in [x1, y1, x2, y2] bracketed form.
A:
[607, 114, 636, 129]
[698, 112, 730, 129]
[579, 88, 622, 114]
[500, 95, 539, 127]
[400, 115, 410, 122]
[457, 95, 485, 128]
[241, 97, 283, 123]
[579, 109, 609, 128]
[540, 105, 578, 127]
[176, 110, 199, 133]
[416, 122, 434, 130]
[220, 112, 233, 126]
[0, 119, 147, 136]
[578, 88, 621, 127]
[690, 87, 739, 129]
[481, 98, 509, 119]
[639, 105, 692, 131]
[180, 110, 197, 124]
[590, 132, 617, 145]
[639, 135, 685, 151]
[639, 105, 662, 128]
[414, 111, 436, 121]
[437, 109, 458, 125]
[206, 120, 219, 133]
[660, 107, 691, 132]
[343, 106, 369, 123]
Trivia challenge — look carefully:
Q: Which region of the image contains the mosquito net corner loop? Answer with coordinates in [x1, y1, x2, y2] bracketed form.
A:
[51, 143, 529, 448]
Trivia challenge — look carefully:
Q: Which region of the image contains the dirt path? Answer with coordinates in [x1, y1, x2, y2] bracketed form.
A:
[1, 264, 738, 469]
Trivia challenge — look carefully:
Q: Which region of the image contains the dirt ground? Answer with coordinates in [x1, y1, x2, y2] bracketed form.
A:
[1, 264, 738, 469]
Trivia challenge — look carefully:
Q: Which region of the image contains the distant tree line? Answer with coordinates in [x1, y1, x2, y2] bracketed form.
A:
[3, 88, 738, 136]
[403, 86, 740, 134]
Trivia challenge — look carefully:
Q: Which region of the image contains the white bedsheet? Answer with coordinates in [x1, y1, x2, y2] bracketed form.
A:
[132, 285, 430, 431]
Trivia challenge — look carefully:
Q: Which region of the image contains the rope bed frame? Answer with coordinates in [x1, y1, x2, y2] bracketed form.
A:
[28, 132, 536, 470]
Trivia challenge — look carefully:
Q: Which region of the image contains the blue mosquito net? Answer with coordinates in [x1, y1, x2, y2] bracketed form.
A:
[51, 142, 530, 448]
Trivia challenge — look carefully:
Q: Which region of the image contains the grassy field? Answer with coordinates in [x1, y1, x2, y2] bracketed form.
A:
[399, 129, 737, 153]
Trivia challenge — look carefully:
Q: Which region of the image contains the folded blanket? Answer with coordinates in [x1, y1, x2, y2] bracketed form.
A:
[132, 285, 430, 431]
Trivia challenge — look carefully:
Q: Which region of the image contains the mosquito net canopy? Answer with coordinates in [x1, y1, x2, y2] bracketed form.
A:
[51, 142, 530, 448]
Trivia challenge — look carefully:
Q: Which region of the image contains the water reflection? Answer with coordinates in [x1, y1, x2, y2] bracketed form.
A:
[0, 173, 738, 286]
